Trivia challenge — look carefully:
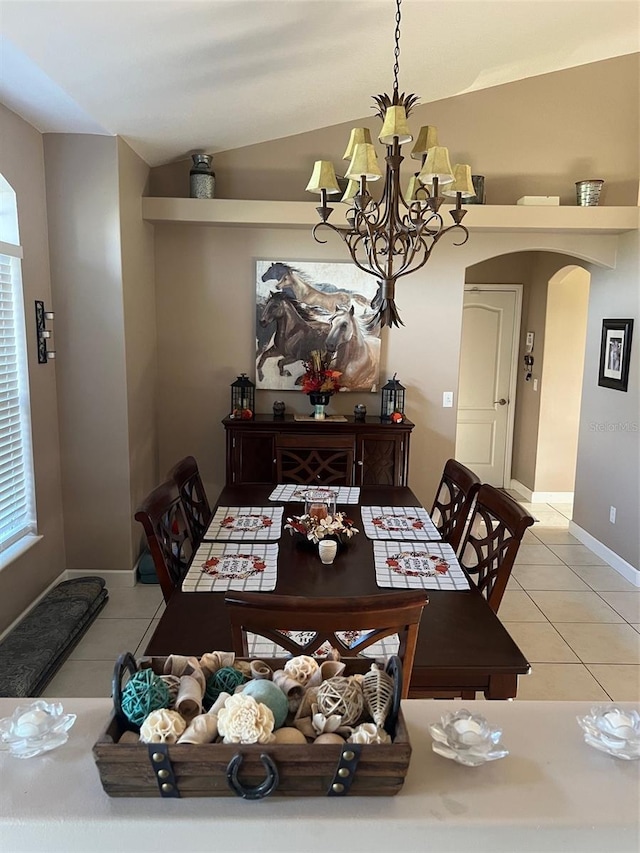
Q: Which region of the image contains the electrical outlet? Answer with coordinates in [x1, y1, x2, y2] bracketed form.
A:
[442, 391, 454, 408]
[609, 506, 617, 524]
[533, 378, 538, 391]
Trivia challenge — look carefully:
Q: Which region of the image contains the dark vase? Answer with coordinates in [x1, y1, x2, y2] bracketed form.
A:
[308, 391, 332, 420]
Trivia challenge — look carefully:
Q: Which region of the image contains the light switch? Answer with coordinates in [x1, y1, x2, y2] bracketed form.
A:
[533, 379, 538, 391]
[443, 391, 454, 408]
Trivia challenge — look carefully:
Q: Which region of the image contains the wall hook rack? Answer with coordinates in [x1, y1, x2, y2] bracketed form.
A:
[35, 300, 55, 363]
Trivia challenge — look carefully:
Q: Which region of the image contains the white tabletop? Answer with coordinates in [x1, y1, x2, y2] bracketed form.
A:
[0, 698, 638, 853]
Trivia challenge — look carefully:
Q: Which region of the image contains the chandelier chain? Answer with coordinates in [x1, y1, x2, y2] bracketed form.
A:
[392, 0, 402, 97]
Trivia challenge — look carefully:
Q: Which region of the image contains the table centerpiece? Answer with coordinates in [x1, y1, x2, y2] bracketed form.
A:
[285, 511, 359, 548]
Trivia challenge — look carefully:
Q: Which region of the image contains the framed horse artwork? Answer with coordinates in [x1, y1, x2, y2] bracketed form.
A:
[255, 260, 381, 392]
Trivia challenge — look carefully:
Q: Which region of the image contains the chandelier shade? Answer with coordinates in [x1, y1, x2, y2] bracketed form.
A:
[443, 164, 475, 198]
[305, 0, 470, 328]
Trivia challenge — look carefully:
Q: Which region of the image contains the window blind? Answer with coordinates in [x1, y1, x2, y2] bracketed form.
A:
[0, 253, 36, 552]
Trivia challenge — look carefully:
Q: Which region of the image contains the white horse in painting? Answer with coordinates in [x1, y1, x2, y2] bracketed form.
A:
[261, 262, 371, 314]
[325, 306, 379, 392]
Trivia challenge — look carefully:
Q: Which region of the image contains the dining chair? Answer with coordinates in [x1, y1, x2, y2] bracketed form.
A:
[458, 484, 535, 613]
[135, 480, 195, 602]
[224, 590, 428, 698]
[167, 455, 213, 543]
[430, 458, 481, 551]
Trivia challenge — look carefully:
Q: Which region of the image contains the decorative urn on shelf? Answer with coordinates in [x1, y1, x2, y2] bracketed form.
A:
[301, 351, 342, 420]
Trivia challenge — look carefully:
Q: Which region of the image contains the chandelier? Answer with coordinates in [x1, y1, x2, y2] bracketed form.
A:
[305, 0, 473, 328]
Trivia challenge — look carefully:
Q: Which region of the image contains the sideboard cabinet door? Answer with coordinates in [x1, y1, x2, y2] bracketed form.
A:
[356, 432, 409, 487]
[226, 429, 275, 485]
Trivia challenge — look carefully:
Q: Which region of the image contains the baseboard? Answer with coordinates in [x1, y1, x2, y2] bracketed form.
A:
[568, 521, 640, 587]
[64, 567, 137, 588]
[0, 570, 68, 643]
[510, 480, 574, 504]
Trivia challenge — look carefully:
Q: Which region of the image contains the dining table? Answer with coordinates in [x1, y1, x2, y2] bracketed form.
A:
[144, 484, 531, 699]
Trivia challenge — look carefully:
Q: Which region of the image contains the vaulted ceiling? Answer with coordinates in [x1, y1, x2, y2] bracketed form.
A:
[1, 0, 638, 166]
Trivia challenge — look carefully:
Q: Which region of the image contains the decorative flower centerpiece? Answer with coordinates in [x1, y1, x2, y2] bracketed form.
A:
[285, 512, 359, 546]
[301, 350, 342, 396]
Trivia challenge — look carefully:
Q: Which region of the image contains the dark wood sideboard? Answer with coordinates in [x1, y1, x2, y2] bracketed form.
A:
[223, 414, 414, 487]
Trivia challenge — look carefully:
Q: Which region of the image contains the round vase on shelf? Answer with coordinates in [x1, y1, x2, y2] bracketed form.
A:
[308, 391, 331, 420]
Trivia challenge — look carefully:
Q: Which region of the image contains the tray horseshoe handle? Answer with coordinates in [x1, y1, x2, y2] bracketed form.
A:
[112, 651, 139, 731]
[226, 753, 279, 800]
[384, 655, 403, 738]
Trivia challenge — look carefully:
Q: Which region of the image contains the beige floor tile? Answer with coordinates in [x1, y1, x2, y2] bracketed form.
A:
[512, 564, 590, 591]
[546, 544, 607, 565]
[569, 564, 639, 592]
[502, 622, 580, 663]
[554, 622, 640, 664]
[586, 665, 640, 702]
[135, 619, 160, 656]
[514, 542, 563, 565]
[506, 575, 522, 590]
[598, 591, 640, 623]
[98, 585, 164, 619]
[632, 624, 640, 634]
[515, 663, 610, 701]
[68, 618, 151, 660]
[527, 510, 570, 527]
[531, 527, 581, 546]
[42, 659, 115, 698]
[527, 590, 623, 623]
[498, 591, 548, 622]
[547, 502, 573, 519]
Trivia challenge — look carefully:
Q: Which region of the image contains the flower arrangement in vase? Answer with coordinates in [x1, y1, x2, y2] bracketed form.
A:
[301, 351, 342, 418]
[285, 512, 359, 547]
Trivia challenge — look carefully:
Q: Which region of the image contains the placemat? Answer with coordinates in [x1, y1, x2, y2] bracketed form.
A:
[246, 631, 399, 660]
[182, 543, 278, 592]
[361, 505, 441, 541]
[202, 506, 283, 541]
[374, 541, 470, 590]
[269, 484, 361, 504]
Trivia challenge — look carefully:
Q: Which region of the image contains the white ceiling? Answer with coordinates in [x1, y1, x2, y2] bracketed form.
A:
[1, 0, 638, 167]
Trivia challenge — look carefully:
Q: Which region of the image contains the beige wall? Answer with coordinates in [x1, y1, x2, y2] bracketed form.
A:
[536, 267, 590, 492]
[150, 55, 639, 207]
[0, 105, 66, 630]
[574, 231, 639, 570]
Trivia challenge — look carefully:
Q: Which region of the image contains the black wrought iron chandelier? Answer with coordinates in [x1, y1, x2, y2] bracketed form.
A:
[306, 0, 472, 328]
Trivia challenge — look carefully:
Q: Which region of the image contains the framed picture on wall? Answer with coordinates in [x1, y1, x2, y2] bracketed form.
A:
[255, 260, 381, 392]
[598, 318, 634, 391]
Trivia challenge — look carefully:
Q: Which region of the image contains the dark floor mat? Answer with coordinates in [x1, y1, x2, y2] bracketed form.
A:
[0, 576, 108, 697]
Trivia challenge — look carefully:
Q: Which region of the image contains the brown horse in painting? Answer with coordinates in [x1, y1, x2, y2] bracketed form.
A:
[261, 262, 370, 313]
[325, 306, 378, 392]
[256, 292, 328, 383]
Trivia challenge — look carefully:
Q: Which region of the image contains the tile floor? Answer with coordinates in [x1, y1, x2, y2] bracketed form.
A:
[42, 495, 640, 702]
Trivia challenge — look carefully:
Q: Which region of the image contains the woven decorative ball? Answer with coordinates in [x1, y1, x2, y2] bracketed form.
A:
[121, 669, 170, 727]
[243, 679, 289, 728]
[316, 676, 364, 727]
[204, 666, 246, 709]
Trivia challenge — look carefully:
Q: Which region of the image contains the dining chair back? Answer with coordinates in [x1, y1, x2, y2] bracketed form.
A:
[225, 590, 428, 698]
[430, 458, 481, 551]
[458, 484, 534, 612]
[168, 456, 213, 543]
[135, 480, 195, 602]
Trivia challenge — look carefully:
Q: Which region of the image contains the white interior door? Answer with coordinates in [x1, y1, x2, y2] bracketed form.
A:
[456, 287, 521, 486]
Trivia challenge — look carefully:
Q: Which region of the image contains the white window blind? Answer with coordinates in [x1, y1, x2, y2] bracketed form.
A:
[0, 253, 36, 552]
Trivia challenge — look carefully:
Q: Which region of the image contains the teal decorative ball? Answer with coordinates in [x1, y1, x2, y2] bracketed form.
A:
[243, 679, 289, 729]
[204, 666, 247, 709]
[121, 669, 170, 727]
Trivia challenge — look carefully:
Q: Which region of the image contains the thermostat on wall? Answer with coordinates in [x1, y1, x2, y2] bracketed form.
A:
[517, 196, 560, 206]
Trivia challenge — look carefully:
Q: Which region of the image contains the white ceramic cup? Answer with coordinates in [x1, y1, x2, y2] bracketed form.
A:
[318, 539, 338, 565]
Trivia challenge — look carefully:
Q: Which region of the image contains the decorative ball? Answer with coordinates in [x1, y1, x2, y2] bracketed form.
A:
[121, 669, 170, 727]
[284, 655, 319, 686]
[217, 693, 275, 744]
[204, 666, 247, 710]
[243, 679, 289, 729]
[240, 408, 253, 420]
[314, 733, 345, 745]
[140, 708, 186, 744]
[391, 411, 404, 423]
[273, 727, 308, 744]
[316, 676, 364, 726]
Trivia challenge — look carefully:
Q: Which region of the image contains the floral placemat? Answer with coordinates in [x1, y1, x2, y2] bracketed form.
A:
[373, 541, 470, 590]
[361, 505, 441, 541]
[268, 484, 361, 504]
[202, 506, 283, 541]
[181, 543, 278, 592]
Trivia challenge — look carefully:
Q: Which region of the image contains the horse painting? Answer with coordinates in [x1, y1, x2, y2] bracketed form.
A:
[262, 262, 371, 314]
[256, 292, 328, 384]
[325, 306, 379, 392]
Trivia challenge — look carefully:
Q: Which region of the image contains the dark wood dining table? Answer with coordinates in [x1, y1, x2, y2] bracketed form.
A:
[144, 484, 530, 699]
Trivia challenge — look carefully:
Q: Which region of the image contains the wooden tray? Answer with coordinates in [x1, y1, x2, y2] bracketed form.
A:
[93, 655, 411, 798]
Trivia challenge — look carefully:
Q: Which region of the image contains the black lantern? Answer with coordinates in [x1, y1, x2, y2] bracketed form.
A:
[381, 374, 405, 421]
[230, 373, 255, 418]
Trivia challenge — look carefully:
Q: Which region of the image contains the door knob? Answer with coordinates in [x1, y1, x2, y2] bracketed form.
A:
[494, 398, 507, 406]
